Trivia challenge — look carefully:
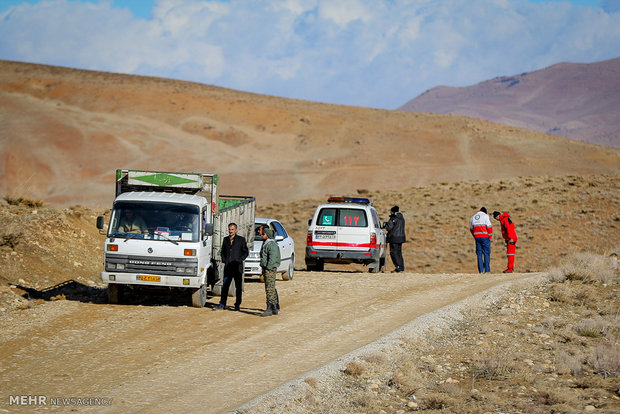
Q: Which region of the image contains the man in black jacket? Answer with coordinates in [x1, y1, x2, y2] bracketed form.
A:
[214, 222, 249, 311]
[384, 206, 406, 272]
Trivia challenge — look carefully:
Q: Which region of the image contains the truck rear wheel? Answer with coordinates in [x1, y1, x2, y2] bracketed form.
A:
[191, 284, 207, 308]
[108, 284, 123, 304]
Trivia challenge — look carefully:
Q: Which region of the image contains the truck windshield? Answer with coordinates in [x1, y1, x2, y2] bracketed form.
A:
[108, 201, 200, 242]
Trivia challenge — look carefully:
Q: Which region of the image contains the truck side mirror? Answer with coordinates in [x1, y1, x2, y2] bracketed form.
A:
[308, 219, 312, 226]
[204, 223, 214, 236]
[96, 216, 105, 229]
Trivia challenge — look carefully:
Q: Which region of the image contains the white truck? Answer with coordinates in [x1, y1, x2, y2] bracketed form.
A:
[96, 169, 255, 307]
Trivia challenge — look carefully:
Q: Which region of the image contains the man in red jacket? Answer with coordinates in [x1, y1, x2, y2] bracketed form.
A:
[493, 211, 518, 273]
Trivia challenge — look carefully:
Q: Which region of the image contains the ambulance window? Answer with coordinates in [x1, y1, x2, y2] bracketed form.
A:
[338, 208, 367, 227]
[318, 208, 337, 226]
[371, 209, 381, 228]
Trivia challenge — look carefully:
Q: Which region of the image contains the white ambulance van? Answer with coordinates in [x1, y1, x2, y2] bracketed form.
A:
[305, 197, 386, 272]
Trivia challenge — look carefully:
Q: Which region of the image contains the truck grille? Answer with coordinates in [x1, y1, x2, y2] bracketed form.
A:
[105, 254, 198, 276]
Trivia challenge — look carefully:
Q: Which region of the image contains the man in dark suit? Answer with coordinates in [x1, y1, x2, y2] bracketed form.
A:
[213, 222, 249, 311]
[384, 205, 406, 272]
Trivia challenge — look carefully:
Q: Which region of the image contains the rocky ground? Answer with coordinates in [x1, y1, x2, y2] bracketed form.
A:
[244, 253, 619, 414]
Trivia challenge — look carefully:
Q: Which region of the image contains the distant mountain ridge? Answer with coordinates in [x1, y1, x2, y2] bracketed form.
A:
[399, 57, 620, 148]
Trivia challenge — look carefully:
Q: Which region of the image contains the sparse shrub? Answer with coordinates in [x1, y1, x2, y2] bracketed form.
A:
[4, 195, 44, 208]
[420, 392, 453, 410]
[589, 336, 619, 378]
[575, 318, 608, 338]
[343, 360, 365, 376]
[557, 351, 584, 376]
[551, 252, 618, 284]
[471, 351, 517, 380]
[360, 351, 389, 365]
[536, 387, 578, 407]
[547, 283, 571, 303]
[0, 231, 21, 249]
[548, 283, 598, 307]
[547, 267, 566, 283]
[350, 391, 372, 408]
[389, 372, 420, 397]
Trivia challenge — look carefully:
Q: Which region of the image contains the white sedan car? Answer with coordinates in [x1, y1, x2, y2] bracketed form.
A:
[244, 218, 295, 280]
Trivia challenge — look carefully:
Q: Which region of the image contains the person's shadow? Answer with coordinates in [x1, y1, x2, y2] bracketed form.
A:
[206, 302, 264, 315]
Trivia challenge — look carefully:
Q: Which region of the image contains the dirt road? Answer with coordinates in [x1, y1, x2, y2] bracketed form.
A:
[0, 271, 539, 413]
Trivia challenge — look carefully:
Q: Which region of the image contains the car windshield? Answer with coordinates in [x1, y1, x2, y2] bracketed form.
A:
[108, 201, 200, 242]
[254, 223, 268, 241]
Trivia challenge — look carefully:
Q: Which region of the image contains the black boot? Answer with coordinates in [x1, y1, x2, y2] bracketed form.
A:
[272, 304, 279, 315]
[260, 305, 273, 317]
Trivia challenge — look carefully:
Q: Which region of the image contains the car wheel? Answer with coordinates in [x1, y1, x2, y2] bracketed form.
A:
[282, 255, 294, 281]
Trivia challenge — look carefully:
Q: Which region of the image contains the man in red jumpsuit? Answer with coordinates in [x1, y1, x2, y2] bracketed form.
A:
[493, 211, 517, 273]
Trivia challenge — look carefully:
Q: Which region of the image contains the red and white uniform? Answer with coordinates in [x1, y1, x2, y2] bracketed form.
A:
[470, 211, 493, 239]
[497, 212, 517, 271]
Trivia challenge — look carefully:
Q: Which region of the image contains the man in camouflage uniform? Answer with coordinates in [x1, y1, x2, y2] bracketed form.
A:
[259, 226, 280, 317]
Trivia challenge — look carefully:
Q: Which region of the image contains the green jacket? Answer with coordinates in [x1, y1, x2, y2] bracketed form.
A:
[260, 239, 280, 271]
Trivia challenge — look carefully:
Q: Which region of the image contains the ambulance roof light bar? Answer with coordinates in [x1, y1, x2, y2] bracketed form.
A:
[327, 196, 371, 205]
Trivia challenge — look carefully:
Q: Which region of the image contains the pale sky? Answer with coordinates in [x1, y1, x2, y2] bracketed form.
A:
[1, 0, 619, 109]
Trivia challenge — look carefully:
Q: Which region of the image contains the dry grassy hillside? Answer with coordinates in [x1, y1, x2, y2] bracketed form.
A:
[1, 60, 619, 208]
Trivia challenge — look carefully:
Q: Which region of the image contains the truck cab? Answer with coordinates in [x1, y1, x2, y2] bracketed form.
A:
[97, 170, 254, 307]
[101, 192, 212, 301]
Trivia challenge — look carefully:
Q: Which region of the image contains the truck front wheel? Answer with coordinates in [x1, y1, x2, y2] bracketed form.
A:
[108, 284, 124, 304]
[191, 284, 207, 308]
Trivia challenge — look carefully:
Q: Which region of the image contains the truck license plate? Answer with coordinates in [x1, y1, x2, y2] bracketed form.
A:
[137, 275, 161, 282]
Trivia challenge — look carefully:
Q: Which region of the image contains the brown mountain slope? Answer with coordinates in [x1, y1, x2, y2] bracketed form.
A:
[0, 60, 619, 207]
[399, 57, 620, 148]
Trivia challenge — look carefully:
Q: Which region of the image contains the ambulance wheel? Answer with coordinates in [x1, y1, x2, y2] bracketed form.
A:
[307, 259, 324, 272]
[369, 259, 381, 273]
